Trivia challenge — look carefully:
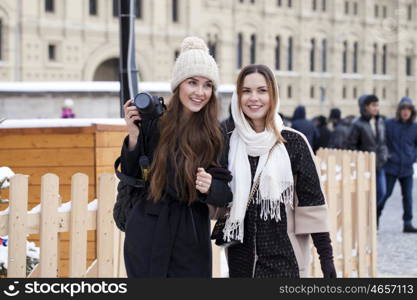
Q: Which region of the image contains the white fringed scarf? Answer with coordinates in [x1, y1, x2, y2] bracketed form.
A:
[223, 83, 294, 243]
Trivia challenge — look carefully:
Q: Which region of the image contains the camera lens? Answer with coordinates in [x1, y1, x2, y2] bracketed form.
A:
[134, 93, 152, 111]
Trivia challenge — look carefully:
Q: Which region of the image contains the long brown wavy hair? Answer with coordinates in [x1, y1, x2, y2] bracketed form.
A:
[148, 87, 223, 204]
[236, 64, 286, 143]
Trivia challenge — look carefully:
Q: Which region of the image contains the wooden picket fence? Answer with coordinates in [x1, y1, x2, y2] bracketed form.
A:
[0, 173, 126, 278]
[313, 148, 377, 277]
[1, 148, 376, 278]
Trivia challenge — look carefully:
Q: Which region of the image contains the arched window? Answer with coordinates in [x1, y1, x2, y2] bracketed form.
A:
[250, 34, 256, 64]
[0, 19, 2, 60]
[342, 41, 348, 73]
[45, 0, 54, 12]
[287, 85, 292, 98]
[382, 44, 387, 74]
[275, 36, 281, 70]
[353, 87, 357, 98]
[321, 39, 327, 72]
[373, 43, 378, 74]
[135, 0, 142, 19]
[112, 0, 118, 17]
[237, 33, 243, 68]
[406, 55, 413, 76]
[89, 0, 98, 15]
[287, 37, 293, 71]
[408, 4, 413, 20]
[342, 86, 347, 99]
[310, 38, 316, 72]
[172, 0, 179, 23]
[310, 86, 315, 98]
[353, 42, 358, 73]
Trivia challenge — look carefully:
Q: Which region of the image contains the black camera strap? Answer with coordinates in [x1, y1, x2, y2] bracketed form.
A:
[114, 157, 146, 188]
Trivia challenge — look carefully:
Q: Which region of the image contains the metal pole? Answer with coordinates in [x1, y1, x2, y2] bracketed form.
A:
[118, 0, 138, 117]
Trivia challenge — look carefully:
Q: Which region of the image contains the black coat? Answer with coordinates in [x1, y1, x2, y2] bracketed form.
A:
[346, 96, 388, 169]
[291, 106, 319, 150]
[121, 119, 232, 277]
[328, 120, 350, 149]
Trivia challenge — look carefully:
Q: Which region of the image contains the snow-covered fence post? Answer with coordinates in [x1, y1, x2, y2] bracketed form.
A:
[342, 151, 353, 277]
[326, 155, 337, 253]
[8, 174, 28, 277]
[369, 152, 377, 277]
[40, 174, 60, 277]
[355, 152, 367, 277]
[69, 173, 88, 277]
[97, 174, 116, 277]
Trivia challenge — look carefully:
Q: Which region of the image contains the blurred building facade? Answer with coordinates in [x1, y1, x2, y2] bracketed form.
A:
[0, 0, 416, 117]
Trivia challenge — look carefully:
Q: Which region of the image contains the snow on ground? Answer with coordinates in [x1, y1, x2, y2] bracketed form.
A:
[0, 167, 15, 189]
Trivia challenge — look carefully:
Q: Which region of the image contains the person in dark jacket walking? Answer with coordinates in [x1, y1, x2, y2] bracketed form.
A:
[328, 108, 350, 149]
[378, 97, 417, 233]
[346, 94, 388, 212]
[313, 115, 331, 150]
[120, 37, 233, 277]
[291, 105, 319, 151]
[214, 64, 336, 278]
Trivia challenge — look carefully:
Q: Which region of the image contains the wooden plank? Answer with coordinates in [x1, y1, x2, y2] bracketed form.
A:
[97, 174, 117, 277]
[95, 132, 126, 147]
[0, 134, 94, 149]
[7, 174, 28, 278]
[117, 231, 127, 278]
[85, 260, 98, 278]
[27, 185, 95, 205]
[342, 152, 353, 278]
[95, 147, 121, 167]
[39, 174, 60, 278]
[326, 156, 337, 246]
[356, 153, 367, 277]
[69, 174, 89, 277]
[10, 167, 94, 185]
[27, 264, 40, 278]
[1, 148, 95, 167]
[368, 152, 378, 277]
[59, 240, 96, 260]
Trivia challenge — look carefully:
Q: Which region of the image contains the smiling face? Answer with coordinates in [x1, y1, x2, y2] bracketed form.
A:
[178, 76, 213, 116]
[239, 72, 271, 132]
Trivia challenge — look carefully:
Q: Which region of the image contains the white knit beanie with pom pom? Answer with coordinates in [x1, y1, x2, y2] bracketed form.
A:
[171, 36, 219, 92]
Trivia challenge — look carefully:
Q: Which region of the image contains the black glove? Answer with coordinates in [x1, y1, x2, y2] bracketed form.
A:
[311, 232, 337, 278]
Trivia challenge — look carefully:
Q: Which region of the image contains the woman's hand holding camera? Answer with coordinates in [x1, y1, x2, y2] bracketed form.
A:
[195, 168, 212, 194]
[124, 99, 142, 150]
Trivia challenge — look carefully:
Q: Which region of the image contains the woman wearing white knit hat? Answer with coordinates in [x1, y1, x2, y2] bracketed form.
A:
[120, 37, 232, 277]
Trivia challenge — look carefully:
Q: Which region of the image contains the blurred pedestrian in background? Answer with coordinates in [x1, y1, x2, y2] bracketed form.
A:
[346, 95, 388, 211]
[313, 115, 330, 151]
[291, 105, 319, 152]
[378, 97, 417, 233]
[61, 98, 75, 118]
[328, 108, 350, 149]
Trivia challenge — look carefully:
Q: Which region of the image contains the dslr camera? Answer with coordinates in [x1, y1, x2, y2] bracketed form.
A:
[132, 92, 166, 121]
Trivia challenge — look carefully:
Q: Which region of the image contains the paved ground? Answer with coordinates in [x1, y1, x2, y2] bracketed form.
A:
[377, 178, 417, 277]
